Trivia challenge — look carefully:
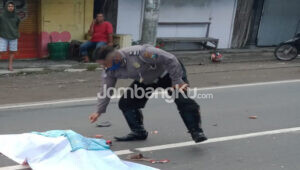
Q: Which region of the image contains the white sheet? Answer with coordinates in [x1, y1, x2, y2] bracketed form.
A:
[0, 133, 158, 170]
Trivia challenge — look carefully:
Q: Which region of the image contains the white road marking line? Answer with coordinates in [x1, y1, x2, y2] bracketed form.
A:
[136, 127, 300, 152]
[114, 149, 134, 155]
[1, 127, 300, 169]
[0, 97, 96, 110]
[0, 150, 134, 170]
[0, 165, 30, 170]
[1, 79, 300, 110]
[194, 79, 300, 91]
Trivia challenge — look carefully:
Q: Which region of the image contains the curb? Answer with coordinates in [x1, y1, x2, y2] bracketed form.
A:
[0, 49, 278, 75]
[173, 50, 276, 65]
[0, 66, 103, 76]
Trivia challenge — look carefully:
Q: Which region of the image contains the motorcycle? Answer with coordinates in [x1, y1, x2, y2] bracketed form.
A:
[274, 33, 300, 61]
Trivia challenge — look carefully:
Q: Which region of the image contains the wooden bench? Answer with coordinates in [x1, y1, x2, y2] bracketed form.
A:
[157, 37, 219, 50]
[157, 22, 219, 51]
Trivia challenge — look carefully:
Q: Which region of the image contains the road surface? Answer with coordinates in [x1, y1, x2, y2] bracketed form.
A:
[1, 79, 300, 170]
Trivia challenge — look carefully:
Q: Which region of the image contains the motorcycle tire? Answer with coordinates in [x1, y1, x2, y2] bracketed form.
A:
[274, 44, 298, 61]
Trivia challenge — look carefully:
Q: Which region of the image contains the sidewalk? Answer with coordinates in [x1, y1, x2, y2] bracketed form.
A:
[0, 59, 100, 76]
[1, 60, 300, 105]
[174, 47, 276, 65]
[0, 47, 277, 76]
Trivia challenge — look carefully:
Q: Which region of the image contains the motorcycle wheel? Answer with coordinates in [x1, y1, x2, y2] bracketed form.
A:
[274, 44, 298, 61]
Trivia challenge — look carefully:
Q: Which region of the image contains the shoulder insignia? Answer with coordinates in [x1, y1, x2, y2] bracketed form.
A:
[144, 51, 158, 59]
[144, 51, 152, 58]
[133, 62, 141, 69]
[129, 50, 140, 56]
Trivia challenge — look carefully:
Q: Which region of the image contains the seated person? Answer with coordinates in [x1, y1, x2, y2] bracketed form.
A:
[80, 13, 113, 62]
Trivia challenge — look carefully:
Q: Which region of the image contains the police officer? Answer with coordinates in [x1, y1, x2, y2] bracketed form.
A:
[89, 45, 207, 143]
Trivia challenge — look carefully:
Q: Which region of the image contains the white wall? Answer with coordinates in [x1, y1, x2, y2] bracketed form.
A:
[116, 0, 144, 41]
[159, 0, 212, 22]
[117, 0, 237, 48]
[157, 24, 208, 38]
[209, 0, 237, 48]
[159, 0, 237, 48]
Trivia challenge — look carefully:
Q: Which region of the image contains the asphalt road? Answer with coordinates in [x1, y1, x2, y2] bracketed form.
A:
[1, 79, 300, 170]
[1, 60, 300, 105]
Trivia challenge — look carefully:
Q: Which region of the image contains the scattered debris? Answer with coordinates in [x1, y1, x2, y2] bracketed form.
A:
[149, 159, 170, 164]
[58, 85, 65, 88]
[96, 121, 112, 128]
[128, 153, 170, 164]
[151, 130, 159, 134]
[211, 52, 223, 62]
[76, 79, 87, 83]
[86, 64, 98, 71]
[65, 69, 86, 73]
[248, 116, 258, 119]
[22, 160, 28, 166]
[129, 153, 144, 160]
[106, 140, 112, 146]
[94, 134, 104, 139]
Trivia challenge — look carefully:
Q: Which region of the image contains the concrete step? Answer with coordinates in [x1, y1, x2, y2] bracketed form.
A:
[172, 48, 276, 65]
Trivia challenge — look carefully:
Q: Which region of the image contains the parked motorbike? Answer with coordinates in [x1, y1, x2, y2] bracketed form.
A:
[274, 33, 300, 61]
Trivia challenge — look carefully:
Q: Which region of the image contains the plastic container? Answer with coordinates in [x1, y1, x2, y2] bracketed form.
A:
[48, 42, 70, 60]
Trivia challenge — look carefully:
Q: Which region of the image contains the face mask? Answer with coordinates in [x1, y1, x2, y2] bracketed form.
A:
[106, 61, 121, 71]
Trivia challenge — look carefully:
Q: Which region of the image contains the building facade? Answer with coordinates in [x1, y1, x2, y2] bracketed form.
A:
[117, 0, 238, 49]
[117, 0, 300, 49]
[232, 0, 300, 48]
[255, 0, 300, 46]
[0, 0, 93, 59]
[1, 0, 299, 59]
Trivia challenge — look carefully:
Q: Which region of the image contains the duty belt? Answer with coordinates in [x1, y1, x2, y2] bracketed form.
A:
[153, 70, 168, 83]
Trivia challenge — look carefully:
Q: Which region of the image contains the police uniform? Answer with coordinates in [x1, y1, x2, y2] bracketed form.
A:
[97, 45, 207, 142]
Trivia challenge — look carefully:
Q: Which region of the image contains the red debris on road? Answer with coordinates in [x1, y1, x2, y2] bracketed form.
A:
[128, 153, 170, 164]
[249, 116, 258, 119]
[106, 140, 112, 146]
[94, 134, 104, 138]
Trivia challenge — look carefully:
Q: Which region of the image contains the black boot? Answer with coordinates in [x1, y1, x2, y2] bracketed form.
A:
[191, 131, 207, 143]
[180, 110, 207, 143]
[114, 109, 148, 142]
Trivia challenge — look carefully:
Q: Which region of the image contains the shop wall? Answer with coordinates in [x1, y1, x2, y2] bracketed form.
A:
[39, 0, 93, 57]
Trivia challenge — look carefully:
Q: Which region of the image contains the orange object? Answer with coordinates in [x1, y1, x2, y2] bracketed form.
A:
[106, 140, 112, 145]
[94, 134, 103, 138]
[249, 116, 258, 119]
